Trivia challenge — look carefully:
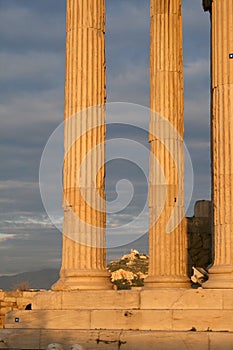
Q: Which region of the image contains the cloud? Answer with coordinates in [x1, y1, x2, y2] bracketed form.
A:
[0, 3, 65, 53]
[185, 59, 209, 78]
[182, 0, 210, 61]
[0, 180, 37, 190]
[108, 64, 149, 106]
[0, 88, 63, 128]
[0, 233, 17, 243]
[0, 180, 43, 215]
[0, 51, 64, 88]
[106, 0, 149, 105]
[1, 215, 62, 230]
[0, 0, 212, 273]
[0, 227, 62, 275]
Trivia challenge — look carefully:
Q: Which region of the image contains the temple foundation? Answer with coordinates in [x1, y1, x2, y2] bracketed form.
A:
[2, 289, 233, 349]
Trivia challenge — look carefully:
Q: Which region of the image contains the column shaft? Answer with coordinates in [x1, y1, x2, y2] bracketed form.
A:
[145, 0, 189, 288]
[52, 0, 111, 290]
[203, 0, 233, 288]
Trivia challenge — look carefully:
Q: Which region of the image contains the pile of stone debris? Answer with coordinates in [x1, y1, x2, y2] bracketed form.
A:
[107, 249, 149, 289]
[107, 249, 209, 289]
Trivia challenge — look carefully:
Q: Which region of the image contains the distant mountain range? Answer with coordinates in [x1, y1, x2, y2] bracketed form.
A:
[0, 234, 149, 291]
[0, 268, 59, 291]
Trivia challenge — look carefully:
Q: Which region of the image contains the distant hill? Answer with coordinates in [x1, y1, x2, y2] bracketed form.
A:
[107, 233, 148, 262]
[108, 249, 149, 289]
[0, 249, 148, 291]
[0, 268, 59, 291]
[0, 234, 149, 291]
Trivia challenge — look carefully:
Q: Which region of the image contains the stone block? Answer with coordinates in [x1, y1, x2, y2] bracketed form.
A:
[209, 332, 233, 350]
[222, 290, 233, 309]
[0, 307, 13, 315]
[33, 291, 62, 310]
[1, 329, 233, 349]
[62, 291, 139, 310]
[187, 218, 210, 233]
[0, 316, 4, 328]
[33, 291, 140, 310]
[120, 331, 209, 350]
[203, 236, 212, 249]
[172, 310, 233, 331]
[91, 310, 173, 331]
[0, 302, 10, 307]
[40, 330, 103, 350]
[194, 200, 212, 218]
[41, 330, 121, 350]
[17, 296, 34, 303]
[5, 310, 91, 330]
[96, 330, 122, 349]
[22, 291, 40, 298]
[140, 289, 223, 310]
[4, 297, 16, 303]
[0, 329, 40, 349]
[4, 291, 21, 298]
[16, 298, 32, 309]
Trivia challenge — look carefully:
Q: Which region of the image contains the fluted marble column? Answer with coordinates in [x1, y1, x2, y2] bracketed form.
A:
[145, 0, 189, 288]
[52, 0, 111, 290]
[203, 0, 233, 288]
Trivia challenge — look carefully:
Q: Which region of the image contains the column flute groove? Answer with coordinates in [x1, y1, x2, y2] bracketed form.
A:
[203, 0, 233, 288]
[52, 0, 111, 290]
[145, 0, 189, 288]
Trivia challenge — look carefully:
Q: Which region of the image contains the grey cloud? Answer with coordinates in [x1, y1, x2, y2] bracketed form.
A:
[106, 0, 149, 105]
[107, 63, 149, 106]
[182, 0, 210, 61]
[0, 89, 63, 129]
[0, 0, 212, 273]
[0, 51, 64, 88]
[0, 2, 65, 53]
[0, 181, 44, 214]
[0, 227, 62, 275]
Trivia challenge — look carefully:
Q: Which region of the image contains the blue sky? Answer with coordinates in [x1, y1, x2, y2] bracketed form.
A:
[0, 0, 211, 275]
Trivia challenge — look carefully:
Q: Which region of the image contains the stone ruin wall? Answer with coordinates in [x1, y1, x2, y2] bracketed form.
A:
[187, 200, 213, 276]
[0, 291, 38, 328]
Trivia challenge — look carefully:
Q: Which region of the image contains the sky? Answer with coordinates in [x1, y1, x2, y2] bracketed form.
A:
[0, 0, 211, 275]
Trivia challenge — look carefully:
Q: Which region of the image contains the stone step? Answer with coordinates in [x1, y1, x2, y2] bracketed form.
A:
[4, 308, 233, 332]
[32, 289, 233, 310]
[0, 329, 233, 350]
